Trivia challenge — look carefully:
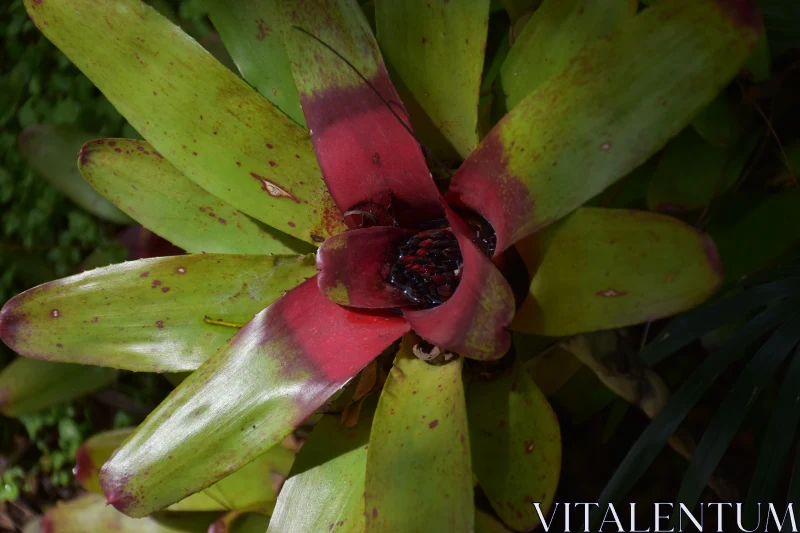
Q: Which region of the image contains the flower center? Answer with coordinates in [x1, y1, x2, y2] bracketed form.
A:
[387, 229, 462, 308]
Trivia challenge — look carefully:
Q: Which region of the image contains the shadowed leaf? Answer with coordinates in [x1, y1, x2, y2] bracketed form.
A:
[467, 362, 561, 531]
[18, 125, 131, 224]
[0, 358, 116, 417]
[498, 0, 636, 111]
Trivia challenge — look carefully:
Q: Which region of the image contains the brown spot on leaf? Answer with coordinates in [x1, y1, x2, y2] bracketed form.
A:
[51, 309, 60, 318]
[152, 280, 162, 287]
[429, 419, 439, 429]
[250, 172, 299, 202]
[255, 18, 271, 40]
[140, 271, 149, 278]
[218, 218, 227, 225]
[596, 288, 627, 297]
[161, 287, 171, 293]
[156, 321, 164, 328]
[524, 440, 536, 454]
[176, 267, 187, 274]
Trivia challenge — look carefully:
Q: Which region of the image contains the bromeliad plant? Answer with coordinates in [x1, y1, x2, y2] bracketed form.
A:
[0, 0, 760, 530]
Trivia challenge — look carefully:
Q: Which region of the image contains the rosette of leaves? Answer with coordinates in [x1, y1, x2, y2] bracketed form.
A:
[0, 0, 760, 531]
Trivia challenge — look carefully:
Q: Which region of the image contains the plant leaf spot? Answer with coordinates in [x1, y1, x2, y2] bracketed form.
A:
[596, 288, 627, 297]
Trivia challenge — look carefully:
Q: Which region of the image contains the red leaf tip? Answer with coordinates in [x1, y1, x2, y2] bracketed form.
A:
[73, 443, 95, 486]
[713, 0, 762, 32]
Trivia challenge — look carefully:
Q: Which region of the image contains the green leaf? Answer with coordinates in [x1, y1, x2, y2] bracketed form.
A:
[17, 125, 131, 224]
[375, 0, 489, 159]
[447, 0, 761, 254]
[40, 493, 215, 533]
[205, 0, 306, 127]
[25, 0, 345, 245]
[690, 92, 748, 148]
[365, 336, 473, 532]
[0, 358, 116, 417]
[646, 128, 757, 213]
[99, 278, 408, 517]
[76, 428, 294, 513]
[467, 362, 561, 531]
[498, 0, 636, 112]
[268, 405, 376, 533]
[500, 0, 539, 22]
[0, 254, 315, 372]
[511, 208, 723, 336]
[711, 190, 800, 282]
[79, 139, 312, 255]
[475, 510, 513, 532]
[596, 297, 798, 514]
[674, 312, 800, 512]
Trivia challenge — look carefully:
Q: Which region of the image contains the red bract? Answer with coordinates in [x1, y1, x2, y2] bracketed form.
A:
[290, 53, 518, 362]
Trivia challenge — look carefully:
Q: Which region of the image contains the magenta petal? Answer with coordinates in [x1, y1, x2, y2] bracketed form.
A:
[404, 231, 514, 361]
[317, 227, 415, 308]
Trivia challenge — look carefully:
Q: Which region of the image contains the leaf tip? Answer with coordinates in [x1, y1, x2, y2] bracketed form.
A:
[99, 466, 139, 516]
[73, 443, 96, 488]
[712, 0, 762, 33]
[0, 297, 25, 354]
[702, 233, 725, 285]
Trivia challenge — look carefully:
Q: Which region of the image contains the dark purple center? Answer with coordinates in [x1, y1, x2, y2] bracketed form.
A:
[387, 230, 462, 308]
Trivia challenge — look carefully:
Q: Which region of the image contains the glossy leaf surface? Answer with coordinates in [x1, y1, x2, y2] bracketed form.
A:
[25, 0, 344, 244]
[18, 125, 130, 224]
[0, 254, 316, 372]
[498, 0, 636, 111]
[365, 336, 473, 532]
[206, 0, 306, 126]
[76, 428, 293, 513]
[467, 363, 561, 531]
[80, 139, 311, 255]
[283, 0, 443, 227]
[100, 278, 408, 517]
[448, 0, 761, 254]
[0, 358, 116, 417]
[375, 0, 489, 159]
[512, 208, 723, 335]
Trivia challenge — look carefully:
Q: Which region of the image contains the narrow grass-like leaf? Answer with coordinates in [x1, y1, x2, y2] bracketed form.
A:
[744, 346, 800, 524]
[596, 297, 800, 514]
[640, 277, 800, 365]
[674, 312, 800, 513]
